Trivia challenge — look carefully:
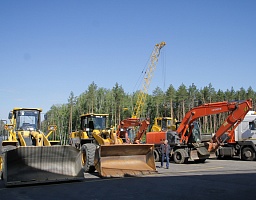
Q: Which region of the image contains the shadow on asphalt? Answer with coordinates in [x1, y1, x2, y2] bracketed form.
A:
[1, 171, 256, 200]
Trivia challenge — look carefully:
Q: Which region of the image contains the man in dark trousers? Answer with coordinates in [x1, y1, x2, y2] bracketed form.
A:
[160, 139, 171, 169]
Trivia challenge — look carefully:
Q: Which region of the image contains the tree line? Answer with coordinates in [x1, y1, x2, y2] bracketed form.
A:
[43, 81, 256, 144]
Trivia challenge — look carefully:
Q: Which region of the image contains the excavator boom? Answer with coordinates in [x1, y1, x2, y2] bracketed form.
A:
[177, 99, 252, 145]
[208, 99, 252, 151]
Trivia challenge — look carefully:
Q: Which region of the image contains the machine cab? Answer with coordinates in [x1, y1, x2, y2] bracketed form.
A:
[80, 114, 108, 131]
[9, 108, 41, 131]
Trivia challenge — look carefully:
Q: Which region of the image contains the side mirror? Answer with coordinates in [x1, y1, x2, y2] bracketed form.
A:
[8, 112, 12, 120]
[48, 125, 57, 131]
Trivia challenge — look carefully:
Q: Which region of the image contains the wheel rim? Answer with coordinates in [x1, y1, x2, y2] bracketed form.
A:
[244, 150, 252, 158]
[175, 152, 181, 161]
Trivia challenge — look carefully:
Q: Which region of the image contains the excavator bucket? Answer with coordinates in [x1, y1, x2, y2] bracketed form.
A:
[94, 144, 157, 177]
[3, 146, 84, 186]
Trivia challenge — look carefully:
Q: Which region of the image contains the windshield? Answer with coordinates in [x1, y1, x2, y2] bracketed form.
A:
[162, 119, 167, 130]
[15, 110, 39, 131]
[82, 115, 107, 130]
[249, 120, 256, 130]
[191, 122, 201, 142]
[161, 119, 172, 131]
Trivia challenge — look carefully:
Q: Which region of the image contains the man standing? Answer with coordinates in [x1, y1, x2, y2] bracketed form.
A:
[160, 139, 170, 169]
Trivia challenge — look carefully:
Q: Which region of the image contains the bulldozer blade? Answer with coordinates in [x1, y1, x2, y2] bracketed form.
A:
[94, 144, 157, 177]
[3, 146, 84, 186]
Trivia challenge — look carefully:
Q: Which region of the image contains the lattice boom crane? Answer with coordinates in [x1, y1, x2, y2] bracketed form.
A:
[132, 41, 166, 119]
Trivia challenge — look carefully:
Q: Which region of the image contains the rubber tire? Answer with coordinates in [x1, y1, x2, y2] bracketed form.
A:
[195, 159, 206, 163]
[154, 149, 160, 162]
[0, 156, 3, 180]
[81, 143, 96, 173]
[173, 149, 188, 164]
[241, 147, 256, 161]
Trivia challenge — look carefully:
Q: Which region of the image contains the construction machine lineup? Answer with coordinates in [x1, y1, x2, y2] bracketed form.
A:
[1, 41, 256, 187]
[0, 99, 255, 187]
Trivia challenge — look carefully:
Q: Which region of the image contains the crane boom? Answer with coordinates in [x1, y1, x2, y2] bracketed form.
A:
[132, 41, 166, 118]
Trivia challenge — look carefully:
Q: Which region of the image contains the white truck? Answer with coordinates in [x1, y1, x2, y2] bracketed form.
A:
[216, 111, 256, 161]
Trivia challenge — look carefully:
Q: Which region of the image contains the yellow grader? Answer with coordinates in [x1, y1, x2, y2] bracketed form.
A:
[69, 113, 156, 177]
[0, 108, 83, 186]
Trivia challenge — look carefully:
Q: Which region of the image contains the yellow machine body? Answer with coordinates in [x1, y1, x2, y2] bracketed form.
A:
[0, 108, 83, 186]
[69, 113, 157, 177]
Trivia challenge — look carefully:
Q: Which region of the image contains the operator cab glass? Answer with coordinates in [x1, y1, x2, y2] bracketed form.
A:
[161, 119, 167, 131]
[249, 120, 256, 130]
[81, 115, 107, 130]
[191, 121, 201, 143]
[163, 119, 172, 131]
[15, 110, 40, 131]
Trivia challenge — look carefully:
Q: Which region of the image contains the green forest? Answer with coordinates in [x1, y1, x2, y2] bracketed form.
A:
[43, 81, 256, 144]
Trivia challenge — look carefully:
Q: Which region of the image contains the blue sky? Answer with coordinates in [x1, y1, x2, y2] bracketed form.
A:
[0, 0, 255, 120]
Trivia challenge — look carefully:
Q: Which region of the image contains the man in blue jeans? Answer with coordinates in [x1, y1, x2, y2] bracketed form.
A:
[160, 139, 171, 169]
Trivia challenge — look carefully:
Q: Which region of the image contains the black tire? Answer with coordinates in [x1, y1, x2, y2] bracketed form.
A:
[81, 143, 96, 173]
[241, 147, 256, 161]
[195, 159, 206, 163]
[173, 149, 188, 164]
[154, 149, 160, 162]
[0, 156, 3, 180]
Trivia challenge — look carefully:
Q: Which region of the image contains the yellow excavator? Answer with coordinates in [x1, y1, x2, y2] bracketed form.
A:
[0, 108, 84, 186]
[69, 113, 156, 177]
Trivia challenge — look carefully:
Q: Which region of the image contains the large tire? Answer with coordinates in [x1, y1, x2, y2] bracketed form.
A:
[195, 159, 206, 163]
[241, 147, 256, 161]
[81, 143, 96, 173]
[173, 149, 188, 164]
[0, 156, 3, 180]
[154, 149, 160, 162]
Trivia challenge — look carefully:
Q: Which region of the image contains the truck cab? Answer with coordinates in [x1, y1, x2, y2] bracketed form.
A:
[235, 111, 256, 143]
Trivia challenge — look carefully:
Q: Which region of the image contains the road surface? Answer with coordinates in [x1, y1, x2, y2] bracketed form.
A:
[0, 159, 255, 200]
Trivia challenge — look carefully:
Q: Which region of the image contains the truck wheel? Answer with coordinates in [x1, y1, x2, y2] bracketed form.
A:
[195, 159, 206, 163]
[154, 150, 160, 162]
[173, 149, 188, 164]
[0, 156, 3, 180]
[241, 147, 256, 161]
[81, 143, 96, 173]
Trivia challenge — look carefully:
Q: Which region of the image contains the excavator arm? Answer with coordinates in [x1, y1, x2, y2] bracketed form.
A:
[208, 99, 252, 151]
[116, 118, 150, 143]
[177, 99, 252, 145]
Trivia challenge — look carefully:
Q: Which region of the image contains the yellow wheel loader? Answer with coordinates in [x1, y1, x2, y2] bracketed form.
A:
[151, 117, 176, 132]
[69, 113, 156, 177]
[0, 108, 84, 186]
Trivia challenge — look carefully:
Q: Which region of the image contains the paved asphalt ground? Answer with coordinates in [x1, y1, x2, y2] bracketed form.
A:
[0, 158, 256, 200]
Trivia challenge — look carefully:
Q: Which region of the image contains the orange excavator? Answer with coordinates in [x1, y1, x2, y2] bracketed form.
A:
[215, 110, 256, 161]
[146, 99, 252, 163]
[116, 118, 150, 144]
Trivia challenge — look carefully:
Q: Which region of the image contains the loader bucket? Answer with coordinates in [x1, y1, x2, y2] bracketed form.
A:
[94, 144, 157, 177]
[3, 146, 84, 186]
